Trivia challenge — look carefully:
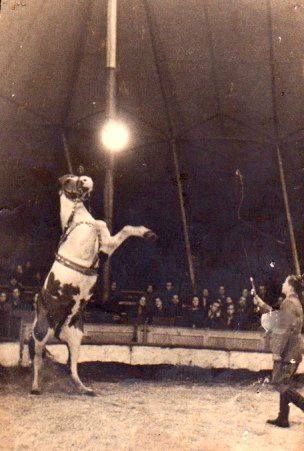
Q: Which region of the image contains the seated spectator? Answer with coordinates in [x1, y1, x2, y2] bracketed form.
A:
[145, 283, 155, 308]
[108, 281, 122, 309]
[225, 296, 234, 307]
[201, 288, 211, 313]
[223, 304, 237, 330]
[135, 296, 150, 324]
[168, 294, 182, 318]
[132, 296, 150, 342]
[218, 285, 226, 299]
[10, 287, 23, 310]
[0, 291, 12, 337]
[250, 304, 261, 330]
[23, 261, 34, 285]
[207, 302, 223, 329]
[188, 296, 204, 328]
[152, 297, 166, 320]
[14, 264, 25, 285]
[107, 281, 124, 315]
[222, 296, 234, 321]
[162, 281, 175, 307]
[241, 288, 249, 300]
[235, 296, 250, 330]
[32, 271, 43, 288]
[216, 285, 228, 307]
[146, 283, 154, 294]
[8, 277, 22, 291]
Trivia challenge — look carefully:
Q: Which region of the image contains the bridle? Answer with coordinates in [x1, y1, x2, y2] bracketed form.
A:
[55, 177, 102, 277]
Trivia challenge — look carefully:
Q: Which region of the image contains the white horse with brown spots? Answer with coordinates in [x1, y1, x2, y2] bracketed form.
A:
[29, 174, 156, 395]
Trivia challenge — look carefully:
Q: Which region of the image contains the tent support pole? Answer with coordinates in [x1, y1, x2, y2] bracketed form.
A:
[266, 0, 301, 275]
[61, 130, 73, 173]
[103, 0, 117, 302]
[276, 144, 301, 275]
[143, 0, 196, 293]
[171, 138, 196, 292]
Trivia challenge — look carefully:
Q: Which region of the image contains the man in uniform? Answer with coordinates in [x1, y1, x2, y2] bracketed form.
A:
[253, 274, 304, 428]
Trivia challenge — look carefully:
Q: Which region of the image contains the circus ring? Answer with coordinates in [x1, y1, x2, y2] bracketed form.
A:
[0, 311, 302, 372]
[1, 313, 304, 450]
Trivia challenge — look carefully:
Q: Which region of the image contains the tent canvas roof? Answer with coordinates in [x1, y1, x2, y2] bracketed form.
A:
[1, 0, 304, 286]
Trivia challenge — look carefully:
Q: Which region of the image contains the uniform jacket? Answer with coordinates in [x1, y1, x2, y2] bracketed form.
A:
[259, 293, 303, 363]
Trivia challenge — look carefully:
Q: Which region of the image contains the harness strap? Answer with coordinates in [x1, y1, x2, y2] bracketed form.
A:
[66, 221, 98, 237]
[57, 199, 103, 276]
[55, 253, 98, 276]
[64, 221, 102, 265]
[58, 200, 79, 249]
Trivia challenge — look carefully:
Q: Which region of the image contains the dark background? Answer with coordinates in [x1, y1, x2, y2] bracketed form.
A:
[1, 0, 304, 295]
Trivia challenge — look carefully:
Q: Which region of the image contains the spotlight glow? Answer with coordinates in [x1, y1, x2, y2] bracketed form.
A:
[101, 120, 129, 152]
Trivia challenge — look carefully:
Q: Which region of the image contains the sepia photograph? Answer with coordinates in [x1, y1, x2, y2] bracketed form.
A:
[0, 0, 304, 449]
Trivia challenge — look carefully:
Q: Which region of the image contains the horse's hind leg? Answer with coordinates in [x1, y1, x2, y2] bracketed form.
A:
[31, 324, 54, 395]
[60, 323, 95, 396]
[31, 337, 45, 395]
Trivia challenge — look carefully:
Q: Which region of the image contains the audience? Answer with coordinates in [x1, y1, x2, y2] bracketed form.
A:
[235, 297, 250, 330]
[201, 288, 211, 313]
[217, 285, 227, 306]
[145, 284, 155, 308]
[207, 302, 223, 329]
[14, 264, 24, 284]
[168, 294, 182, 318]
[242, 288, 249, 298]
[132, 295, 150, 342]
[223, 304, 237, 330]
[152, 297, 166, 321]
[188, 296, 204, 328]
[250, 304, 261, 331]
[10, 287, 23, 310]
[32, 271, 43, 288]
[161, 281, 175, 307]
[108, 281, 123, 310]
[135, 296, 150, 324]
[0, 258, 277, 334]
[8, 277, 22, 291]
[135, 296, 151, 325]
[24, 261, 34, 285]
[225, 296, 234, 308]
[0, 291, 12, 337]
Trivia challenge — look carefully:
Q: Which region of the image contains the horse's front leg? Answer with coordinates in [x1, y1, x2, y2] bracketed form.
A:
[124, 225, 157, 241]
[60, 324, 96, 396]
[98, 221, 157, 256]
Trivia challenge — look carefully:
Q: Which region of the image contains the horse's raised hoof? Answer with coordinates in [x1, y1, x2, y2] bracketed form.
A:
[143, 230, 157, 241]
[30, 389, 41, 395]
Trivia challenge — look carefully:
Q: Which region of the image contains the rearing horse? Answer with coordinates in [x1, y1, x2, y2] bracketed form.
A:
[30, 174, 156, 395]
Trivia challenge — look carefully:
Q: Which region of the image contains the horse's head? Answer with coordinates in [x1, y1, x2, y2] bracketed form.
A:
[59, 174, 94, 201]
